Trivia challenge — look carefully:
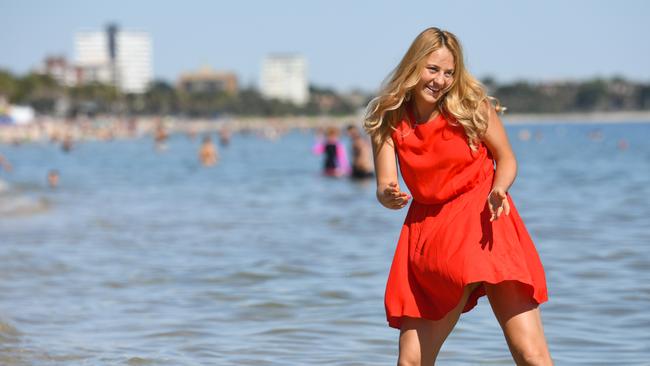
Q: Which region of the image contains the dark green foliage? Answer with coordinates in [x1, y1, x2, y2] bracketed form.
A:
[1, 69, 648, 117]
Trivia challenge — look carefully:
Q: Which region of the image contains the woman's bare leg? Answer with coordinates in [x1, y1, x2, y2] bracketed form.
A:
[485, 281, 553, 366]
[398, 282, 481, 366]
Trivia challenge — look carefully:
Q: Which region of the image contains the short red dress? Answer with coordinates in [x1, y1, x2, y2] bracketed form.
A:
[384, 111, 548, 329]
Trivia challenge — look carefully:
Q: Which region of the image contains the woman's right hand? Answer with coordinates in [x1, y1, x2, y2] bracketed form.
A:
[378, 182, 411, 210]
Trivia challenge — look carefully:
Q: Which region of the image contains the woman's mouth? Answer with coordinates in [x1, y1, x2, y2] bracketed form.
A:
[426, 85, 442, 94]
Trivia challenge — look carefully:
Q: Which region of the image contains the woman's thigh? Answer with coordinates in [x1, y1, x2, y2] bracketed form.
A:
[399, 282, 482, 364]
[485, 281, 552, 364]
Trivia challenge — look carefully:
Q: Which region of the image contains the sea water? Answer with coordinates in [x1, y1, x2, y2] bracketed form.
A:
[1, 121, 649, 365]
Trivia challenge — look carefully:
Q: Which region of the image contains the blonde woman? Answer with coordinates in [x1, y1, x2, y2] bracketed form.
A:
[365, 28, 552, 365]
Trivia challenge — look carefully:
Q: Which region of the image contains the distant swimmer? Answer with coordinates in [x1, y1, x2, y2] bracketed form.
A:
[588, 129, 604, 141]
[346, 125, 374, 180]
[199, 135, 218, 167]
[154, 119, 169, 150]
[47, 169, 59, 188]
[312, 126, 350, 177]
[127, 117, 138, 137]
[219, 126, 231, 146]
[518, 129, 531, 141]
[0, 154, 12, 172]
[61, 134, 73, 152]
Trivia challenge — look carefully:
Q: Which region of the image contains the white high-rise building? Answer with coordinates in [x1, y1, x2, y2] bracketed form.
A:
[75, 25, 152, 94]
[115, 32, 152, 93]
[75, 31, 111, 84]
[260, 54, 309, 106]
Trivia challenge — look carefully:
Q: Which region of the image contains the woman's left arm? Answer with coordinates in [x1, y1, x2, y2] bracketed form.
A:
[482, 102, 516, 220]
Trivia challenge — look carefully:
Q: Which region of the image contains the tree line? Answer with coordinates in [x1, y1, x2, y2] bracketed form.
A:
[483, 76, 650, 113]
[1, 69, 649, 117]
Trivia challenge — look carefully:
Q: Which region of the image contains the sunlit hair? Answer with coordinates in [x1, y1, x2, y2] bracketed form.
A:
[363, 27, 504, 150]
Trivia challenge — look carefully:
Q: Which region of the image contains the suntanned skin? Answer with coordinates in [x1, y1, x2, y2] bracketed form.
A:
[372, 46, 553, 365]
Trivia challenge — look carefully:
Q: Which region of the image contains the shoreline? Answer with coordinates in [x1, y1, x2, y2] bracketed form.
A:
[500, 110, 650, 124]
[1, 110, 649, 144]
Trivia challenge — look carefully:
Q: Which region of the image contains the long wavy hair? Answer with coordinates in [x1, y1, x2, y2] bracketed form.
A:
[363, 27, 503, 151]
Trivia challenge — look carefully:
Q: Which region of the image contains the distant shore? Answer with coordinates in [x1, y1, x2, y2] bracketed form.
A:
[235, 110, 650, 128]
[1, 110, 649, 144]
[500, 110, 650, 124]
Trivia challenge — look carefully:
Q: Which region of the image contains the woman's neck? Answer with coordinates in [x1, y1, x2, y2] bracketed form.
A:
[412, 100, 440, 124]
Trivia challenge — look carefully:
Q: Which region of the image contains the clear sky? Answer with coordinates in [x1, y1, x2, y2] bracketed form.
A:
[1, 0, 649, 92]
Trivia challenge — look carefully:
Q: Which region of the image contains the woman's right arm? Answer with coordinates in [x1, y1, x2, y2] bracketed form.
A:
[371, 137, 411, 210]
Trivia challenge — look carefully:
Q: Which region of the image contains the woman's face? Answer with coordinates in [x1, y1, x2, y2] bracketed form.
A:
[413, 46, 455, 108]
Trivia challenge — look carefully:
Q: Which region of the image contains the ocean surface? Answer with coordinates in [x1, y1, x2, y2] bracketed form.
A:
[1, 121, 649, 365]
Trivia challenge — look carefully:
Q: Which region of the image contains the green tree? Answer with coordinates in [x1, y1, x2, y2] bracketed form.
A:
[574, 79, 607, 111]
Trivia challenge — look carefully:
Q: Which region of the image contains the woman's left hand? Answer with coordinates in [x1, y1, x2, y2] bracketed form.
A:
[488, 188, 510, 221]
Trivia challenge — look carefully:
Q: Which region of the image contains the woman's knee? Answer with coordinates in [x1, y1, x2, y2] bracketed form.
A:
[397, 354, 422, 366]
[513, 347, 553, 366]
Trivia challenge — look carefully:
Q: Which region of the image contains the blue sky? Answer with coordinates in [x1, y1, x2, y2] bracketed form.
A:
[1, 0, 649, 91]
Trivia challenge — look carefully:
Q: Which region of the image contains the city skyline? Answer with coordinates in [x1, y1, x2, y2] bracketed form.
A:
[2, 0, 649, 92]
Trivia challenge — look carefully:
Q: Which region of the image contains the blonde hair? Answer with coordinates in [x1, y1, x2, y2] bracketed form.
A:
[363, 27, 503, 150]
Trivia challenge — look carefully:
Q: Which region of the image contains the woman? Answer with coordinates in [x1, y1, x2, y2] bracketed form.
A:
[364, 28, 552, 365]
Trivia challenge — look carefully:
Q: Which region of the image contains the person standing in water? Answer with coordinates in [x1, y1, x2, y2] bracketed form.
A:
[364, 27, 552, 365]
[0, 154, 12, 173]
[154, 118, 169, 151]
[312, 126, 350, 177]
[346, 124, 374, 180]
[199, 135, 218, 167]
[47, 169, 60, 189]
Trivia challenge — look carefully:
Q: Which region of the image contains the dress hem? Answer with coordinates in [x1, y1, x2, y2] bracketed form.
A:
[386, 277, 548, 330]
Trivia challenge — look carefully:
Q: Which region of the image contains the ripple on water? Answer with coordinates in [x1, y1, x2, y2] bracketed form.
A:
[0, 319, 21, 343]
[2, 125, 650, 365]
[126, 356, 157, 366]
[146, 329, 215, 339]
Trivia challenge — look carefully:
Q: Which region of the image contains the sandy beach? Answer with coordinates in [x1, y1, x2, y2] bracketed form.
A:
[1, 110, 649, 144]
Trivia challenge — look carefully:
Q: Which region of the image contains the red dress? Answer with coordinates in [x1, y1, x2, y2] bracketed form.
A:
[384, 111, 548, 329]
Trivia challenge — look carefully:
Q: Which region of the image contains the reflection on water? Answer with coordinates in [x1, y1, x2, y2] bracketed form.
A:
[1, 122, 649, 365]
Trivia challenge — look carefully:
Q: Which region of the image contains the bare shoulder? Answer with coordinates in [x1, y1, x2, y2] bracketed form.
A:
[480, 98, 514, 160]
[479, 98, 498, 122]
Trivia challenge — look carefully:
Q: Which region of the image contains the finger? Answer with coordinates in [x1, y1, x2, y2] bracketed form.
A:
[490, 205, 502, 222]
[385, 187, 398, 196]
[504, 200, 511, 216]
[488, 200, 496, 216]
